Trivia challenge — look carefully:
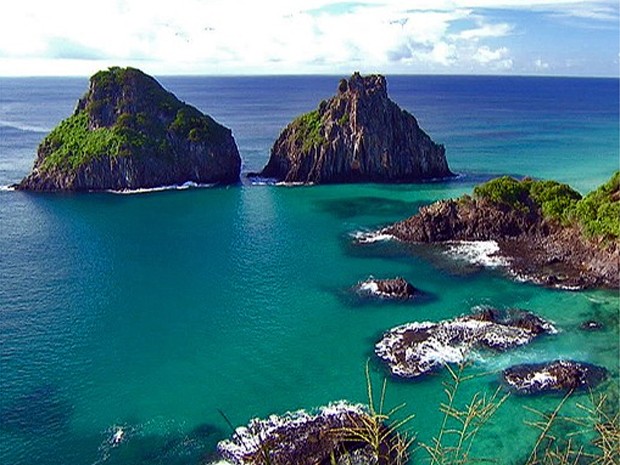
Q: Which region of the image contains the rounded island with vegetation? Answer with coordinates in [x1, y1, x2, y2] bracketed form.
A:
[14, 67, 241, 192]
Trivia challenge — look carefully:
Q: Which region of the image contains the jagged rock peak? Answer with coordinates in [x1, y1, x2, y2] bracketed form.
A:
[15, 66, 241, 192]
[257, 72, 453, 184]
[337, 72, 388, 99]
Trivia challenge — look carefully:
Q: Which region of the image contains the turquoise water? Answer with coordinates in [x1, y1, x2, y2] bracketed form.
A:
[0, 76, 618, 465]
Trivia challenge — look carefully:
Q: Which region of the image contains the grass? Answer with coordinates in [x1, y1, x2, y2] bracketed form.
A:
[330, 362, 415, 464]
[220, 362, 618, 464]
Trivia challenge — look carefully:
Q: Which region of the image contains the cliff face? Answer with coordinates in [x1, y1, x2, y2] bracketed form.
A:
[259, 72, 452, 184]
[16, 67, 241, 191]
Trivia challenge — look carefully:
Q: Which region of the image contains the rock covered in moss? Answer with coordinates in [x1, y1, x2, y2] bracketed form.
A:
[15, 67, 241, 191]
[257, 72, 452, 184]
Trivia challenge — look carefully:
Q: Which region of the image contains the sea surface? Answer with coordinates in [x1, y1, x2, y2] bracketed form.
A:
[0, 75, 618, 465]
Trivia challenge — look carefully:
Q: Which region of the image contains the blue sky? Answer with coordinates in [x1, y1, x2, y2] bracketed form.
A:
[0, 0, 617, 76]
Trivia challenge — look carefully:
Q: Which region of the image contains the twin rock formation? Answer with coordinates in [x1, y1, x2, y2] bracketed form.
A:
[15, 69, 450, 191]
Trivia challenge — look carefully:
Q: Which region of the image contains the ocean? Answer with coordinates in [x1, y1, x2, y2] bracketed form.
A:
[0, 75, 618, 465]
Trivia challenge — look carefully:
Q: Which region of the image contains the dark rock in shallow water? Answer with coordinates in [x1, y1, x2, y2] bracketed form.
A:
[580, 320, 604, 331]
[217, 401, 405, 465]
[257, 72, 453, 184]
[502, 360, 608, 394]
[15, 67, 241, 192]
[375, 308, 556, 378]
[356, 277, 416, 300]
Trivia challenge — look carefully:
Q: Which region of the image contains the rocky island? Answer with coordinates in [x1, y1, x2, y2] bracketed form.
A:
[217, 401, 408, 465]
[383, 173, 620, 289]
[256, 72, 453, 184]
[15, 67, 241, 191]
[375, 307, 557, 378]
[501, 360, 608, 395]
[356, 277, 417, 300]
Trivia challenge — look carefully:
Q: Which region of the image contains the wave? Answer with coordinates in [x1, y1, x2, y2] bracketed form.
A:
[444, 240, 509, 268]
[350, 229, 396, 244]
[106, 181, 215, 195]
[0, 185, 16, 192]
[0, 119, 51, 133]
[247, 176, 313, 187]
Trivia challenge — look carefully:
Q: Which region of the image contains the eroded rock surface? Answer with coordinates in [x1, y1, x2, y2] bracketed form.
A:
[257, 72, 452, 184]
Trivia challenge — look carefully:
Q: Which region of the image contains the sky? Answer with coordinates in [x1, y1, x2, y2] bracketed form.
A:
[0, 0, 618, 77]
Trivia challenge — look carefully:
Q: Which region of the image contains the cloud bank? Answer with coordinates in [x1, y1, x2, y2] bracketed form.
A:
[0, 0, 617, 75]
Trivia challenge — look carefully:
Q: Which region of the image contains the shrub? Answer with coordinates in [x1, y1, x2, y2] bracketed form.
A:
[292, 110, 324, 151]
[573, 171, 620, 239]
[473, 176, 531, 211]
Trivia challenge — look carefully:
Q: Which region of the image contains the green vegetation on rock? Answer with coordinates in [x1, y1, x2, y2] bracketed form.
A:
[41, 112, 124, 171]
[291, 110, 324, 152]
[574, 171, 620, 239]
[473, 173, 619, 240]
[39, 66, 227, 174]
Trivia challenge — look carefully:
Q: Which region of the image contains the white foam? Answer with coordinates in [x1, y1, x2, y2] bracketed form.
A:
[359, 280, 379, 294]
[351, 229, 396, 244]
[0, 185, 15, 192]
[0, 119, 51, 133]
[444, 240, 509, 268]
[275, 181, 313, 187]
[248, 176, 277, 186]
[218, 401, 366, 462]
[106, 181, 214, 195]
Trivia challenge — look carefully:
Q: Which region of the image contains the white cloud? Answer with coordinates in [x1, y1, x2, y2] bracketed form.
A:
[0, 0, 615, 75]
[472, 46, 513, 69]
[534, 58, 550, 69]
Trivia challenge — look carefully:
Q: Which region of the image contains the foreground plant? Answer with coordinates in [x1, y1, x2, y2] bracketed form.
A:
[524, 391, 620, 465]
[418, 363, 509, 465]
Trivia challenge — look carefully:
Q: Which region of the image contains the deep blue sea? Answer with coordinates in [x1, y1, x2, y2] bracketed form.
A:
[0, 76, 618, 465]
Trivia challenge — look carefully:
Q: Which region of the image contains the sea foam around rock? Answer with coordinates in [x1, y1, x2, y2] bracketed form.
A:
[444, 240, 509, 268]
[350, 229, 396, 244]
[106, 181, 215, 195]
[376, 308, 557, 378]
[217, 401, 372, 465]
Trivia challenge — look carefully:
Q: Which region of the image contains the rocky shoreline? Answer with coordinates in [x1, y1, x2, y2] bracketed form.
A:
[382, 178, 619, 290]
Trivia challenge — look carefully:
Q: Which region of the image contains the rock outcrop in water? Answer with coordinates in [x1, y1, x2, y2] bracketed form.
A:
[383, 175, 620, 289]
[356, 277, 417, 300]
[375, 308, 557, 379]
[15, 67, 241, 191]
[217, 401, 407, 465]
[256, 72, 452, 184]
[502, 360, 608, 394]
